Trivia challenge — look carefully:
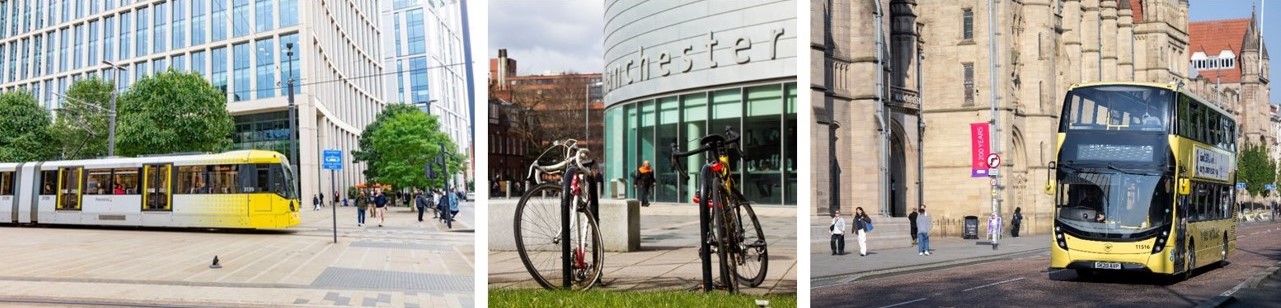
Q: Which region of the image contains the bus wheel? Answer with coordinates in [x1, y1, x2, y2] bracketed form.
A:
[1219, 235, 1229, 268]
[1184, 239, 1196, 280]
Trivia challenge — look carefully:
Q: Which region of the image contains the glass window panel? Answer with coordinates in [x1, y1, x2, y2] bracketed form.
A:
[211, 0, 226, 41]
[153, 58, 166, 75]
[255, 37, 274, 99]
[154, 2, 166, 52]
[103, 16, 114, 61]
[211, 46, 226, 96]
[233, 42, 249, 101]
[136, 6, 148, 56]
[173, 0, 186, 49]
[278, 0, 297, 27]
[681, 93, 707, 200]
[743, 85, 782, 205]
[655, 96, 680, 202]
[254, 0, 271, 32]
[406, 9, 425, 54]
[279, 33, 299, 95]
[605, 106, 624, 198]
[88, 21, 98, 65]
[172, 54, 186, 71]
[192, 0, 206, 45]
[119, 11, 131, 60]
[231, 0, 248, 38]
[192, 50, 206, 75]
[784, 83, 798, 205]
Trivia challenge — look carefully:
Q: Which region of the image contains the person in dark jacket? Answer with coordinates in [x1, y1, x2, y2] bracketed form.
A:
[635, 161, 656, 207]
[1011, 207, 1024, 237]
[853, 207, 872, 256]
[908, 208, 919, 244]
[374, 190, 388, 227]
[312, 195, 320, 211]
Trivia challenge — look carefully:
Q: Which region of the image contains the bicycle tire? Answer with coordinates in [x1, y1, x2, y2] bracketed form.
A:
[733, 201, 769, 287]
[514, 183, 566, 289]
[711, 181, 739, 293]
[571, 203, 605, 290]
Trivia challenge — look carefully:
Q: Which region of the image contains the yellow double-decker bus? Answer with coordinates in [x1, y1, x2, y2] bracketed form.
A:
[1049, 82, 1237, 279]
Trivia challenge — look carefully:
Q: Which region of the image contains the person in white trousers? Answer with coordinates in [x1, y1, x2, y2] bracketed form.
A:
[854, 207, 872, 256]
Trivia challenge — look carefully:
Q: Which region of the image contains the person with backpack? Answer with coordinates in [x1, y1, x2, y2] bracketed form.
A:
[355, 191, 368, 227]
[829, 209, 847, 255]
[853, 207, 872, 256]
[1011, 207, 1024, 238]
[374, 189, 388, 227]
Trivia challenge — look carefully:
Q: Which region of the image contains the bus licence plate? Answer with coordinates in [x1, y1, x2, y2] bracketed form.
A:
[1094, 262, 1122, 270]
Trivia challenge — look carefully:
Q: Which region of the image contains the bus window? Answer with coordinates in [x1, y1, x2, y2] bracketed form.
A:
[0, 172, 12, 196]
[1062, 85, 1171, 132]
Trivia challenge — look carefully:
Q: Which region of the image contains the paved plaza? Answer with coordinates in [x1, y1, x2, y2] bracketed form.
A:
[488, 202, 797, 296]
[0, 202, 475, 307]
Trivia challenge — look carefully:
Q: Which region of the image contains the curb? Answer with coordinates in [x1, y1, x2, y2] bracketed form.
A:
[1198, 261, 1281, 308]
[811, 247, 1047, 288]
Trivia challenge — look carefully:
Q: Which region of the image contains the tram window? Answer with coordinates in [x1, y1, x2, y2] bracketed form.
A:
[255, 164, 271, 193]
[40, 171, 56, 195]
[179, 166, 208, 194]
[0, 172, 12, 196]
[208, 165, 239, 194]
[86, 169, 113, 195]
[113, 168, 140, 195]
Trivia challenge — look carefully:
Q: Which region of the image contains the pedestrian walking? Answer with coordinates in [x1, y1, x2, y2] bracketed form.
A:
[829, 209, 846, 255]
[312, 194, 320, 211]
[854, 207, 872, 256]
[446, 187, 460, 220]
[635, 161, 655, 207]
[374, 190, 388, 227]
[332, 191, 339, 207]
[917, 205, 932, 256]
[416, 190, 430, 222]
[355, 191, 367, 226]
[908, 208, 919, 245]
[319, 192, 325, 208]
[1011, 207, 1023, 237]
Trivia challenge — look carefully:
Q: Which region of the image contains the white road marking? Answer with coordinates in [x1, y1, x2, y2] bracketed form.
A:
[878, 297, 928, 308]
[961, 277, 1026, 292]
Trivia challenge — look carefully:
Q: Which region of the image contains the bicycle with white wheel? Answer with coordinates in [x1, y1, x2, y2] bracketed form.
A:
[513, 139, 604, 290]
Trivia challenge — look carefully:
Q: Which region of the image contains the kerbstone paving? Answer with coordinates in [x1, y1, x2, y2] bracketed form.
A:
[488, 202, 797, 296]
[0, 202, 474, 307]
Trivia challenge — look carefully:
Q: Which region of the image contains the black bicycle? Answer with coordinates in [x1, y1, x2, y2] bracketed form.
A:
[513, 139, 604, 290]
[671, 127, 769, 293]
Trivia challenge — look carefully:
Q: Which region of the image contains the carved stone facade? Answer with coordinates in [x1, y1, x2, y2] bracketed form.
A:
[812, 0, 1245, 239]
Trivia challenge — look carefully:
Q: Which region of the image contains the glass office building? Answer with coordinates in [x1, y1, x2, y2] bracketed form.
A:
[602, 0, 798, 205]
[0, 0, 384, 202]
[381, 0, 471, 173]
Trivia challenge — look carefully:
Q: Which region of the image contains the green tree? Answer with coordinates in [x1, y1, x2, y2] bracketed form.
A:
[51, 77, 114, 159]
[1238, 142, 1276, 198]
[115, 70, 235, 156]
[0, 91, 57, 162]
[352, 103, 421, 182]
[363, 109, 464, 191]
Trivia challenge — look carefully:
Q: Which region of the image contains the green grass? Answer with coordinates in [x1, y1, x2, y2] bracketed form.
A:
[489, 289, 797, 308]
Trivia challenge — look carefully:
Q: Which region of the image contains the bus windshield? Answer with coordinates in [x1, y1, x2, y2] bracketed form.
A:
[1056, 170, 1172, 236]
[1061, 85, 1173, 132]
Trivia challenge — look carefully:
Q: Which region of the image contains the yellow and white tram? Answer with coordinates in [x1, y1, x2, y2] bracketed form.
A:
[0, 150, 300, 229]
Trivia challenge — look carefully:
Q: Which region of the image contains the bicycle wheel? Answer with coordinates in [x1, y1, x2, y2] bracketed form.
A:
[710, 183, 739, 293]
[514, 183, 567, 289]
[570, 200, 604, 290]
[733, 201, 769, 287]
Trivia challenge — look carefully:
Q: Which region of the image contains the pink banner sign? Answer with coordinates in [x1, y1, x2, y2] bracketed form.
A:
[971, 123, 989, 177]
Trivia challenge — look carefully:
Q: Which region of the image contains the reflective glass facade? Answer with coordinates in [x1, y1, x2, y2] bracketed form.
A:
[605, 83, 798, 205]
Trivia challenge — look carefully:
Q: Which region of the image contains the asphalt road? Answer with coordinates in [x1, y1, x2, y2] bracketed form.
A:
[812, 224, 1281, 307]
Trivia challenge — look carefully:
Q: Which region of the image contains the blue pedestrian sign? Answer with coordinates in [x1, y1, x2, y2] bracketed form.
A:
[1237, 182, 1247, 190]
[322, 150, 343, 170]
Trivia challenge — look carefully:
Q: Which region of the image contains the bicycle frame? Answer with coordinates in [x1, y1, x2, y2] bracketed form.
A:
[523, 140, 600, 289]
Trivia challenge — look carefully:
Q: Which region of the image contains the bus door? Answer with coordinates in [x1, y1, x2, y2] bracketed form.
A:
[143, 164, 173, 212]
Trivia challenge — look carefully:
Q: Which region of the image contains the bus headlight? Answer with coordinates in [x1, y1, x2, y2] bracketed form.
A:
[1151, 228, 1170, 254]
[1054, 223, 1068, 250]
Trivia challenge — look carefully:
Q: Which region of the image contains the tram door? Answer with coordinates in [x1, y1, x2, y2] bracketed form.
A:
[143, 164, 172, 211]
[57, 167, 83, 211]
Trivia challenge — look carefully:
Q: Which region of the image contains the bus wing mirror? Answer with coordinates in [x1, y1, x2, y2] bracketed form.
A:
[1044, 161, 1056, 195]
[1178, 178, 1191, 195]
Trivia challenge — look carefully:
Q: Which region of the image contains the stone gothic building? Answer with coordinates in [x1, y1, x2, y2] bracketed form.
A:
[813, 0, 1272, 240]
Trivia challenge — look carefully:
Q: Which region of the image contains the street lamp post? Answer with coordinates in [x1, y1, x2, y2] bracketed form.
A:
[102, 61, 127, 157]
[286, 43, 299, 195]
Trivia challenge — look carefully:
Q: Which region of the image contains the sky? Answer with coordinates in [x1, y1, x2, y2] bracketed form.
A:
[483, 0, 1278, 103]
[1188, 0, 1279, 104]
[488, 0, 605, 75]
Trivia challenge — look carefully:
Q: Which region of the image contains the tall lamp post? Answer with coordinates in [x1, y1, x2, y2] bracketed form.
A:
[102, 61, 127, 157]
[286, 43, 299, 196]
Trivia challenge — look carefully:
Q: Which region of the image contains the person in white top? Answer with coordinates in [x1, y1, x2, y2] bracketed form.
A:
[830, 209, 847, 255]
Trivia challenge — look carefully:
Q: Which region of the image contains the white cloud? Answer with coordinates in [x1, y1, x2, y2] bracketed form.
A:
[488, 0, 605, 75]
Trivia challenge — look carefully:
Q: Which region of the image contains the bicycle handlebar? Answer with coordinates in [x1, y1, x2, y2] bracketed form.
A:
[670, 126, 740, 158]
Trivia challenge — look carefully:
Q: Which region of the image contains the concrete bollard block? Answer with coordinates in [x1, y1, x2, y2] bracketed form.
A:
[488, 198, 641, 252]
